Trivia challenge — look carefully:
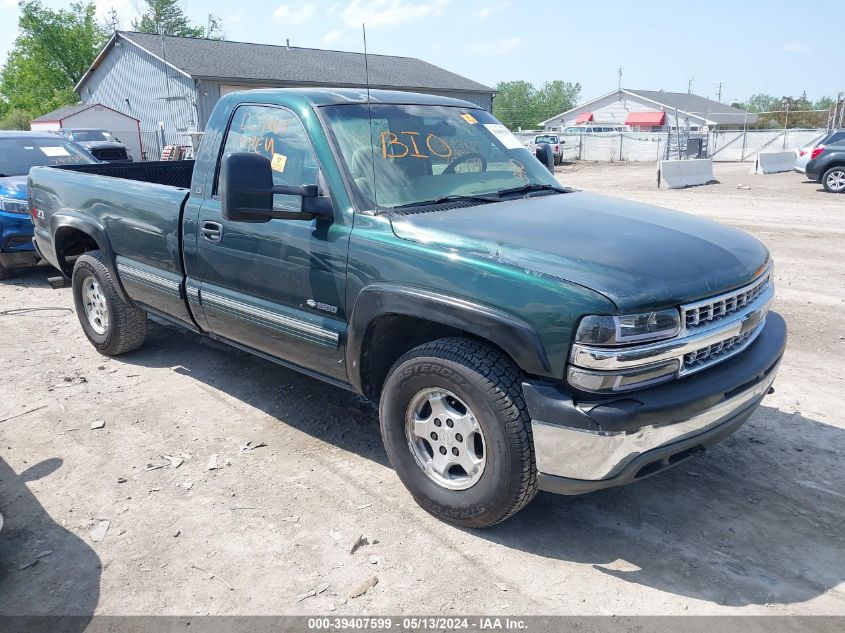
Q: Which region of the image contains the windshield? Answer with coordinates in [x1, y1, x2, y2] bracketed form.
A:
[70, 130, 115, 142]
[533, 135, 557, 144]
[322, 104, 561, 210]
[0, 137, 95, 177]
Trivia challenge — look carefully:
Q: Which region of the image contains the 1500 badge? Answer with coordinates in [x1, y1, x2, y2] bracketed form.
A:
[306, 299, 338, 314]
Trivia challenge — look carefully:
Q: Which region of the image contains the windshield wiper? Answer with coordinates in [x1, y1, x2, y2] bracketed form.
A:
[392, 193, 502, 209]
[497, 183, 571, 198]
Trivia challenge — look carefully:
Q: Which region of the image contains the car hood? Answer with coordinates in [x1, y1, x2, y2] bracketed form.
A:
[0, 175, 28, 199]
[389, 191, 770, 310]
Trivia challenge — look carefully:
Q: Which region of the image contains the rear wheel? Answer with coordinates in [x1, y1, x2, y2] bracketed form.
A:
[379, 338, 538, 528]
[72, 251, 147, 355]
[822, 166, 845, 193]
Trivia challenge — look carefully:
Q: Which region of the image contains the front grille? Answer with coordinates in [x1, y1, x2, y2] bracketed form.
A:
[683, 271, 770, 329]
[683, 326, 759, 372]
[94, 148, 128, 161]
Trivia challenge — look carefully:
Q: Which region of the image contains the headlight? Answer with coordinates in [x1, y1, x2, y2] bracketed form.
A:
[0, 196, 29, 215]
[575, 309, 681, 346]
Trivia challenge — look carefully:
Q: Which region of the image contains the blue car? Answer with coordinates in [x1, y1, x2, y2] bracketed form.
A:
[0, 131, 97, 279]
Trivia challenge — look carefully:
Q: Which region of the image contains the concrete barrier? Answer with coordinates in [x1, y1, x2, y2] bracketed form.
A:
[751, 151, 796, 174]
[657, 158, 716, 189]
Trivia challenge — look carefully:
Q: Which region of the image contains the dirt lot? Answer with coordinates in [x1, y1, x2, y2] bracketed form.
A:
[1, 162, 843, 617]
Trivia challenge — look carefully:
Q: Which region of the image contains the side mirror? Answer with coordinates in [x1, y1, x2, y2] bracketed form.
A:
[535, 143, 555, 173]
[220, 152, 332, 223]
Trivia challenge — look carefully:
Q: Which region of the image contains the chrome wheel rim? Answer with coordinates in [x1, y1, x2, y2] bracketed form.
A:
[404, 388, 486, 491]
[82, 276, 109, 335]
[827, 170, 845, 192]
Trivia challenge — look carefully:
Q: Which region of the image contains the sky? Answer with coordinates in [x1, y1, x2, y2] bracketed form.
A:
[0, 0, 841, 104]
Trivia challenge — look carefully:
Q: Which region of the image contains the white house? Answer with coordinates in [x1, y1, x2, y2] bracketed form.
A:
[541, 89, 756, 133]
[30, 103, 142, 160]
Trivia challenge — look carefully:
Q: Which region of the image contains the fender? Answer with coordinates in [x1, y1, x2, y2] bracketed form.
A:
[346, 283, 552, 393]
[49, 212, 132, 305]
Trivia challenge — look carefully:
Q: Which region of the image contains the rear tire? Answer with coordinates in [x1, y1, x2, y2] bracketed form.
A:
[72, 251, 147, 355]
[822, 166, 845, 193]
[379, 338, 538, 528]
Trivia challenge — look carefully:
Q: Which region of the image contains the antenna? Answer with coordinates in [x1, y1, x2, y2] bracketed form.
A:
[363, 23, 378, 212]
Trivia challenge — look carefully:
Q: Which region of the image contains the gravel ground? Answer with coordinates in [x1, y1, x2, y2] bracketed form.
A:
[0, 161, 843, 617]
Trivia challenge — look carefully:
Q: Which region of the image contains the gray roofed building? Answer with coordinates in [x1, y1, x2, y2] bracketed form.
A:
[75, 31, 494, 159]
[541, 88, 756, 131]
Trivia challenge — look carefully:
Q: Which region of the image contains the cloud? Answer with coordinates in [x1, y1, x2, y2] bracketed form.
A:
[783, 40, 807, 53]
[479, 1, 508, 18]
[340, 0, 449, 29]
[227, 12, 243, 25]
[471, 36, 520, 55]
[1, 0, 17, 8]
[273, 3, 317, 25]
[322, 29, 344, 44]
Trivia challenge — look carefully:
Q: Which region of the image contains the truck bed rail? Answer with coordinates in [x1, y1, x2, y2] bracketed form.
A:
[56, 160, 195, 189]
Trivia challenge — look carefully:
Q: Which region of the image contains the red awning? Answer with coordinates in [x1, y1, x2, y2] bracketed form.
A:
[625, 111, 666, 126]
[575, 112, 593, 124]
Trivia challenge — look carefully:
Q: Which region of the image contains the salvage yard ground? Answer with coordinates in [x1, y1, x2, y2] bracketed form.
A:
[1, 162, 843, 616]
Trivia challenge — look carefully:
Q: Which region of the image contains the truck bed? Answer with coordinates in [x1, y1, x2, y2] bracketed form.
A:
[55, 160, 195, 189]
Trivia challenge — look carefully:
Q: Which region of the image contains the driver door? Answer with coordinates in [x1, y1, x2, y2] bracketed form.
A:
[193, 103, 350, 382]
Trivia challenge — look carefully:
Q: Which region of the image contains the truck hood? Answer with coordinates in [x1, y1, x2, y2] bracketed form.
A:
[389, 191, 770, 310]
[0, 176, 28, 199]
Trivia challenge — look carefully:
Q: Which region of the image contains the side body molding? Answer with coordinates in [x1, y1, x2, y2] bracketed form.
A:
[346, 284, 552, 392]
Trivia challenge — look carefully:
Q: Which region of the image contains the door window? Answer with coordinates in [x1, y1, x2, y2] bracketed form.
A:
[217, 104, 319, 211]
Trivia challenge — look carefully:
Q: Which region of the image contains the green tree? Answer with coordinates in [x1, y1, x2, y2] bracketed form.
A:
[0, 1, 108, 117]
[0, 108, 32, 130]
[132, 0, 224, 39]
[535, 80, 581, 124]
[493, 81, 537, 130]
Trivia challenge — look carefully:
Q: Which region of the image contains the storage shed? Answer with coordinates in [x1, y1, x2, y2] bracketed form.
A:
[30, 103, 142, 160]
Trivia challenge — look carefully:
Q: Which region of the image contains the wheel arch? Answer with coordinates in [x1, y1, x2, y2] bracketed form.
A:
[347, 284, 552, 400]
[49, 214, 131, 303]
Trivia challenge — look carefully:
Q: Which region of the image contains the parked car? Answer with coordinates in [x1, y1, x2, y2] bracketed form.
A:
[529, 134, 564, 165]
[30, 88, 785, 527]
[805, 139, 845, 193]
[795, 129, 845, 174]
[57, 128, 132, 162]
[0, 131, 97, 279]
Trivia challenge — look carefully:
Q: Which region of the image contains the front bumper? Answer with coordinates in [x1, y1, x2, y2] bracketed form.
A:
[525, 311, 786, 494]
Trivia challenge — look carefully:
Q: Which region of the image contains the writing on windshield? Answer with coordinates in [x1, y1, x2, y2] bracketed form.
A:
[380, 131, 453, 160]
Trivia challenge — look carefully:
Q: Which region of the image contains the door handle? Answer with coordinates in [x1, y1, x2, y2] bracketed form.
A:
[200, 221, 223, 243]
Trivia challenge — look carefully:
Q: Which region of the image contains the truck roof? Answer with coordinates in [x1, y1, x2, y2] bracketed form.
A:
[225, 87, 481, 110]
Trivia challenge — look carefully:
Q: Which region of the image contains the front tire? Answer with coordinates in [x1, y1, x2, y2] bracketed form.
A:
[822, 166, 845, 193]
[379, 338, 538, 528]
[72, 251, 147, 355]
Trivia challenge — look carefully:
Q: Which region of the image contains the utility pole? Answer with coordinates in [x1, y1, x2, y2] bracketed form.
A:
[617, 66, 623, 91]
[108, 8, 118, 33]
[688, 76, 694, 94]
[716, 82, 725, 103]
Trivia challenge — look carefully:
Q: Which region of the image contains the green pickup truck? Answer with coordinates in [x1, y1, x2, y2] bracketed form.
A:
[29, 88, 786, 527]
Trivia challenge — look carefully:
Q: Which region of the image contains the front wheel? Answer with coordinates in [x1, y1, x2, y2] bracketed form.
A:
[379, 338, 538, 528]
[822, 166, 845, 193]
[72, 251, 148, 355]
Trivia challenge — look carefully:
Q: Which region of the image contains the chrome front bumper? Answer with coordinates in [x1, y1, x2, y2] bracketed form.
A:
[526, 312, 786, 493]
